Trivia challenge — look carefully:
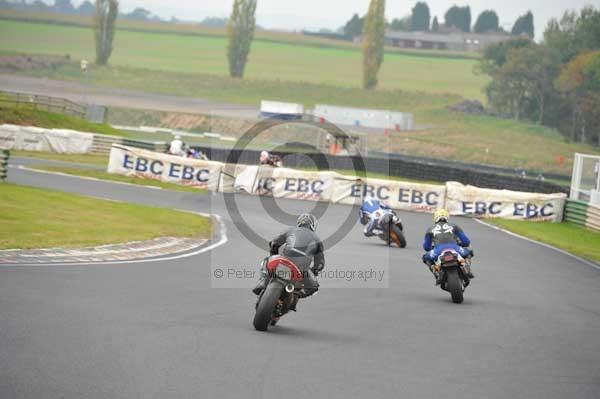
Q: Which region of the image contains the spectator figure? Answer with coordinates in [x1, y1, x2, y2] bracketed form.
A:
[187, 148, 209, 161]
[259, 150, 282, 167]
[169, 135, 186, 157]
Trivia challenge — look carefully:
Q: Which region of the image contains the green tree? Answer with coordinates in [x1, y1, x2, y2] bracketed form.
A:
[226, 0, 257, 78]
[544, 6, 600, 64]
[344, 13, 365, 39]
[444, 5, 471, 32]
[477, 37, 531, 76]
[511, 11, 534, 38]
[431, 16, 439, 32]
[362, 0, 386, 90]
[411, 2, 430, 31]
[474, 10, 499, 33]
[93, 0, 118, 65]
[390, 16, 411, 31]
[557, 51, 600, 143]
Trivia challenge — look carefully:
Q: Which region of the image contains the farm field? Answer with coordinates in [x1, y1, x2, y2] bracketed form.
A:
[0, 19, 488, 100]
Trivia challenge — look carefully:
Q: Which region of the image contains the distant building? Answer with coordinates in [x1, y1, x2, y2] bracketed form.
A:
[384, 30, 514, 52]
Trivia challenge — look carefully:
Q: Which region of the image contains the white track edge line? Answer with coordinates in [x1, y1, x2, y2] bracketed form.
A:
[0, 212, 228, 267]
[474, 219, 600, 271]
[12, 165, 162, 190]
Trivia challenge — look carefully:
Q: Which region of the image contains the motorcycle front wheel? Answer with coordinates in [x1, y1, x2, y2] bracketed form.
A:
[253, 283, 283, 331]
[391, 224, 407, 248]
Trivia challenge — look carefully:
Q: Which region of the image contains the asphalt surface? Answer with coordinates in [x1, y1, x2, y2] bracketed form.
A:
[1, 166, 600, 399]
[0, 74, 259, 119]
[0, 74, 389, 134]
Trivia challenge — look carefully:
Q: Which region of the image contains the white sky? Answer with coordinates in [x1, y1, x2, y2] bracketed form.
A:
[68, 0, 600, 39]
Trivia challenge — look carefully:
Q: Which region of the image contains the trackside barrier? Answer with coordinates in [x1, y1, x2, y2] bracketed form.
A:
[0, 150, 9, 181]
[108, 144, 567, 222]
[564, 200, 600, 231]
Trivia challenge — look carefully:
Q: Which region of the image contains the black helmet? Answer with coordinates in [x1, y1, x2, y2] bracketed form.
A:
[297, 213, 318, 231]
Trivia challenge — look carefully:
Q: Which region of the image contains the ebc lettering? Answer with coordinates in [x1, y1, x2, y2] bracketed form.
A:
[122, 154, 134, 170]
[257, 178, 275, 192]
[168, 163, 182, 178]
[135, 158, 148, 172]
[196, 169, 210, 183]
[150, 160, 163, 175]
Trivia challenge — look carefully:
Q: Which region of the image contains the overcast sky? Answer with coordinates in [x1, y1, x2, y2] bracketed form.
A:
[69, 0, 600, 39]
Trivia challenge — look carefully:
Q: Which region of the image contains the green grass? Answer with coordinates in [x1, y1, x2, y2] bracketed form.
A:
[11, 150, 109, 166]
[0, 183, 212, 249]
[2, 19, 600, 174]
[0, 9, 480, 60]
[0, 100, 129, 136]
[488, 219, 600, 262]
[31, 165, 208, 193]
[0, 19, 488, 99]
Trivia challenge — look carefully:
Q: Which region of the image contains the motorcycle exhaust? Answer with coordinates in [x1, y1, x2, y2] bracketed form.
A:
[285, 283, 294, 293]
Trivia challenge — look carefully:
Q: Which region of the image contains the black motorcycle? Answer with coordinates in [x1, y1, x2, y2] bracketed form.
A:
[433, 249, 471, 304]
[253, 255, 306, 331]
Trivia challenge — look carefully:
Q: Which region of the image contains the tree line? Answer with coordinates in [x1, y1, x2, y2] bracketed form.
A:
[344, 3, 534, 39]
[0, 0, 164, 22]
[478, 6, 600, 146]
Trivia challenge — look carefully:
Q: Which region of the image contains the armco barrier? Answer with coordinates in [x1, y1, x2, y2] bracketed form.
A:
[91, 134, 168, 155]
[564, 200, 600, 231]
[0, 149, 9, 181]
[192, 146, 567, 195]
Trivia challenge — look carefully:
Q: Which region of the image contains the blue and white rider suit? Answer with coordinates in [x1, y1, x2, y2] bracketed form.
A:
[422, 221, 472, 263]
[359, 197, 392, 237]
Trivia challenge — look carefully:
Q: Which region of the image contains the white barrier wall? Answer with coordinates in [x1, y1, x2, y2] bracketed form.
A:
[331, 175, 445, 213]
[313, 105, 415, 131]
[0, 124, 94, 153]
[108, 145, 566, 222]
[108, 144, 223, 191]
[445, 182, 566, 221]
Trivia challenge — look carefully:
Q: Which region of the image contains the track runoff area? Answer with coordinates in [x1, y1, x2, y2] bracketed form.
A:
[2, 149, 599, 399]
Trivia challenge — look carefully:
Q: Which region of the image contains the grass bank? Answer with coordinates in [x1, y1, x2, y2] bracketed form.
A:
[0, 183, 212, 249]
[0, 99, 128, 136]
[487, 219, 600, 263]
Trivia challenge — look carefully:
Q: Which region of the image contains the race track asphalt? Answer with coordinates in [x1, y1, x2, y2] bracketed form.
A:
[1, 166, 599, 399]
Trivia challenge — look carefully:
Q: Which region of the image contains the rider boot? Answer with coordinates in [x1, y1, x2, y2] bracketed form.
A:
[463, 257, 475, 279]
[252, 259, 270, 296]
[422, 255, 441, 284]
[252, 278, 267, 296]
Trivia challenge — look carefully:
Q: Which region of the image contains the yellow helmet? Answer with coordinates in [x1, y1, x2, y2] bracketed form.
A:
[433, 209, 450, 224]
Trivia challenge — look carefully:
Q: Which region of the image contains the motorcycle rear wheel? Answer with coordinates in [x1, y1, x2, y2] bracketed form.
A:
[253, 283, 283, 331]
[445, 269, 464, 304]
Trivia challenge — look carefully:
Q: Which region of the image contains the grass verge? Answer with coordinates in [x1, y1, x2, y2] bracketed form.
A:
[486, 219, 600, 263]
[0, 101, 129, 136]
[0, 183, 212, 249]
[30, 165, 208, 193]
[11, 150, 109, 166]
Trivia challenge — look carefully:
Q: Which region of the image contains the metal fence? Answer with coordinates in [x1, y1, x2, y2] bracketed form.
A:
[0, 90, 86, 118]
